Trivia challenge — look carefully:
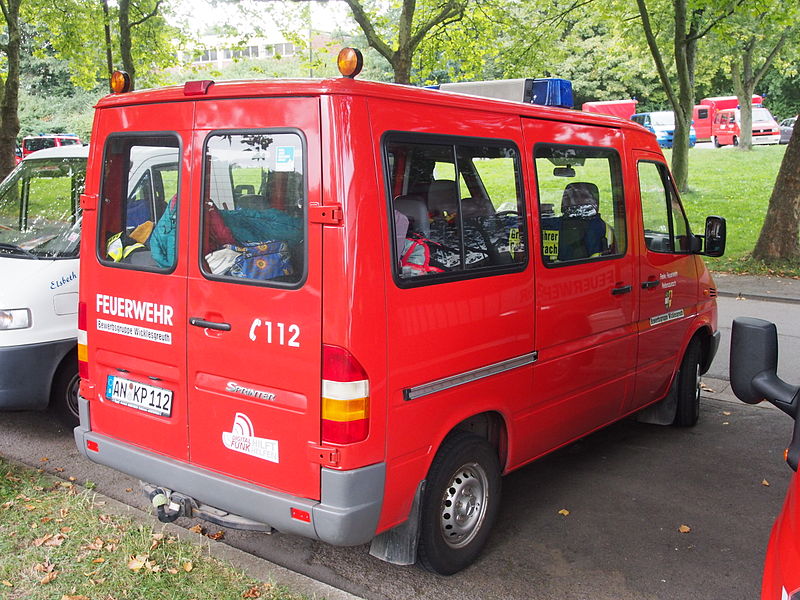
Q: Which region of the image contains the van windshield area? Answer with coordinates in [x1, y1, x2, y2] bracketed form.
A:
[650, 112, 675, 127]
[0, 157, 85, 259]
[752, 108, 774, 123]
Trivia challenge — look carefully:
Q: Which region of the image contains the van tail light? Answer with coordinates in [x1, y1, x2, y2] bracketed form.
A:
[321, 345, 369, 444]
[78, 301, 89, 380]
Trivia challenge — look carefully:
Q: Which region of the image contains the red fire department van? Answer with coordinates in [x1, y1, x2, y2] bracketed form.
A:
[731, 318, 800, 599]
[74, 51, 726, 574]
[692, 95, 762, 141]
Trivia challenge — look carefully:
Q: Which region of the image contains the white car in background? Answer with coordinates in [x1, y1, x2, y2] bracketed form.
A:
[0, 144, 177, 426]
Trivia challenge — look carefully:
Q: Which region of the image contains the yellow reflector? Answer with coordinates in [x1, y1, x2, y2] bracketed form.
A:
[77, 343, 88, 363]
[110, 70, 132, 93]
[337, 48, 363, 78]
[322, 396, 368, 422]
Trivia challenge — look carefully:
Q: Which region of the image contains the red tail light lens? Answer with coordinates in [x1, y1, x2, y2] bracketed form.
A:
[321, 344, 369, 444]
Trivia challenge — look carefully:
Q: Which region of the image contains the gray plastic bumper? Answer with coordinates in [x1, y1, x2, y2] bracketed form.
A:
[74, 419, 384, 546]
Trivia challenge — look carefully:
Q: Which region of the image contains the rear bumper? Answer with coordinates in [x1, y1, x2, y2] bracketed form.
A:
[0, 338, 74, 409]
[74, 397, 384, 546]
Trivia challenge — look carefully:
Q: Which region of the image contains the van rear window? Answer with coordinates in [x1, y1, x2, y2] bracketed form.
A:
[384, 134, 527, 283]
[199, 131, 305, 286]
[98, 135, 180, 270]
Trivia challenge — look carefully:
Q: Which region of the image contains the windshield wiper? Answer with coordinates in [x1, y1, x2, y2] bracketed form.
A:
[0, 242, 39, 259]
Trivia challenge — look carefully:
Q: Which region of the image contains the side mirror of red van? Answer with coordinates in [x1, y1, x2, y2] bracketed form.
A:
[702, 215, 726, 257]
[730, 317, 800, 469]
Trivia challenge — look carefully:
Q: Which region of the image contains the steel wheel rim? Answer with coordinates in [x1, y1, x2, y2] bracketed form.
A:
[439, 461, 489, 549]
[66, 373, 80, 420]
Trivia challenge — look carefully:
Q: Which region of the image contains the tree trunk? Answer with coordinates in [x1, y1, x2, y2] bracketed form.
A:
[731, 51, 754, 150]
[0, 0, 22, 181]
[102, 0, 115, 90]
[118, 0, 136, 89]
[752, 118, 800, 261]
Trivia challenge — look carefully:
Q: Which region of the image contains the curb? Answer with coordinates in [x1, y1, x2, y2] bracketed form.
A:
[93, 495, 365, 600]
[716, 290, 800, 305]
[4, 456, 364, 600]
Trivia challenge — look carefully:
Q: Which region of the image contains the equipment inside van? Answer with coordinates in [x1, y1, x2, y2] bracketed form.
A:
[75, 53, 726, 574]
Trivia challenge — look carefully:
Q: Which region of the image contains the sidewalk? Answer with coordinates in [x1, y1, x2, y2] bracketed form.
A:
[712, 272, 800, 304]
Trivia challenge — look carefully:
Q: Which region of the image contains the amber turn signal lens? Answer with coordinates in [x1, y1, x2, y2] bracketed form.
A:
[110, 70, 132, 93]
[337, 47, 363, 78]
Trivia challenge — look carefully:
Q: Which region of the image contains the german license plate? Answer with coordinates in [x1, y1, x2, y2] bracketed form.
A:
[105, 375, 173, 417]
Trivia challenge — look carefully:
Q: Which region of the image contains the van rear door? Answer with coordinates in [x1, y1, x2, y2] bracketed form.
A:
[185, 98, 323, 500]
[88, 108, 189, 460]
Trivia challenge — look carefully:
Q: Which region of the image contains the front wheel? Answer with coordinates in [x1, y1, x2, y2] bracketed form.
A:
[733, 136, 739, 147]
[51, 357, 80, 428]
[713, 136, 722, 148]
[418, 432, 501, 575]
[673, 338, 702, 427]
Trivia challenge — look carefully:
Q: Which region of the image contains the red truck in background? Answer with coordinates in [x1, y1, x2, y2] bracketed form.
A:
[582, 99, 638, 120]
[692, 96, 762, 141]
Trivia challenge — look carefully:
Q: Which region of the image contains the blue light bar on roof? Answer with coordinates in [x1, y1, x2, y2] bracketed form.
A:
[437, 78, 573, 108]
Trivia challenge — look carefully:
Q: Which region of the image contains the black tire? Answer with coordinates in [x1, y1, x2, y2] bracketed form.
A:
[418, 432, 501, 575]
[51, 355, 80, 428]
[713, 136, 722, 148]
[672, 338, 702, 427]
[733, 136, 739, 147]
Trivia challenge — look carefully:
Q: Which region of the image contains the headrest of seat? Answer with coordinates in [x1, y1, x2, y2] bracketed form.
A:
[427, 179, 458, 215]
[394, 194, 429, 235]
[561, 182, 599, 214]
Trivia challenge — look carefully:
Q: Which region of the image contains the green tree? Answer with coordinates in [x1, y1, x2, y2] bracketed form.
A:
[39, 0, 180, 91]
[629, 0, 741, 192]
[0, 0, 22, 179]
[752, 118, 800, 261]
[341, 0, 469, 84]
[710, 2, 799, 150]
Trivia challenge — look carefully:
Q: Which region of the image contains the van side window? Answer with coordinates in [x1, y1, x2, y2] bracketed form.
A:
[200, 131, 305, 286]
[697, 108, 709, 119]
[534, 144, 626, 265]
[384, 135, 527, 282]
[98, 135, 180, 270]
[638, 161, 692, 253]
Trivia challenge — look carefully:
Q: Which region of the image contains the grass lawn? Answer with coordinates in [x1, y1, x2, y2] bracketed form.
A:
[667, 144, 798, 276]
[0, 459, 304, 600]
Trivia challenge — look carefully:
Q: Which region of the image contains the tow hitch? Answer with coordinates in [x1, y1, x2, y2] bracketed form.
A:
[142, 483, 274, 532]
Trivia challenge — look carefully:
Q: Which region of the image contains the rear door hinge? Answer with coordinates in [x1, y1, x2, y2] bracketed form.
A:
[309, 204, 343, 225]
[308, 444, 341, 466]
[80, 193, 98, 211]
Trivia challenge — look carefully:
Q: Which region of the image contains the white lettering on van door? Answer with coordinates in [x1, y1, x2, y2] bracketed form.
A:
[248, 318, 300, 347]
[221, 412, 279, 463]
[95, 294, 174, 326]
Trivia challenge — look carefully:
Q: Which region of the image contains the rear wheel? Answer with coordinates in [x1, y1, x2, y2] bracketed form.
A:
[672, 338, 702, 427]
[418, 432, 501, 575]
[733, 135, 739, 147]
[713, 136, 722, 148]
[51, 355, 80, 428]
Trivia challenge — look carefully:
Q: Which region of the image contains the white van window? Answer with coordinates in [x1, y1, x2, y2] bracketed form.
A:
[98, 135, 181, 270]
[534, 144, 626, 264]
[638, 161, 692, 253]
[0, 156, 85, 258]
[200, 131, 305, 286]
[385, 135, 526, 282]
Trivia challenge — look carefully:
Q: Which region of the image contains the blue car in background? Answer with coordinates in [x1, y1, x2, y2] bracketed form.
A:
[631, 111, 697, 148]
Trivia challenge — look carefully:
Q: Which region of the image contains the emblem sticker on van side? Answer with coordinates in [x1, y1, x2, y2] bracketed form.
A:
[222, 412, 279, 463]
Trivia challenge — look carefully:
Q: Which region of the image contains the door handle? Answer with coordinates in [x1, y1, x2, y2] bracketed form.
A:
[641, 279, 659, 289]
[611, 285, 632, 296]
[189, 317, 231, 331]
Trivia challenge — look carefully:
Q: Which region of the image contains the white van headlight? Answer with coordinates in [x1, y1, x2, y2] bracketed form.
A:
[0, 308, 31, 330]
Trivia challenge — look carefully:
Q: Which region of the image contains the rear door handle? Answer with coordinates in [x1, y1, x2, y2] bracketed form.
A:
[189, 317, 231, 331]
[611, 284, 632, 296]
[641, 279, 659, 289]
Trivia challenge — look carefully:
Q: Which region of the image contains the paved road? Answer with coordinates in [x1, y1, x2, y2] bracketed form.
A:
[1, 294, 797, 600]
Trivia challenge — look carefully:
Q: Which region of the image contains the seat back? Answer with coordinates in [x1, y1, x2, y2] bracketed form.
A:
[394, 194, 429, 235]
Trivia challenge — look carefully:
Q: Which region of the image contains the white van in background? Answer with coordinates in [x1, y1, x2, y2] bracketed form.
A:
[0, 144, 178, 425]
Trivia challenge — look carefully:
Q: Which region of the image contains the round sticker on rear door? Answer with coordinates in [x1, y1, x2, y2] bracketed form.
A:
[221, 412, 279, 463]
